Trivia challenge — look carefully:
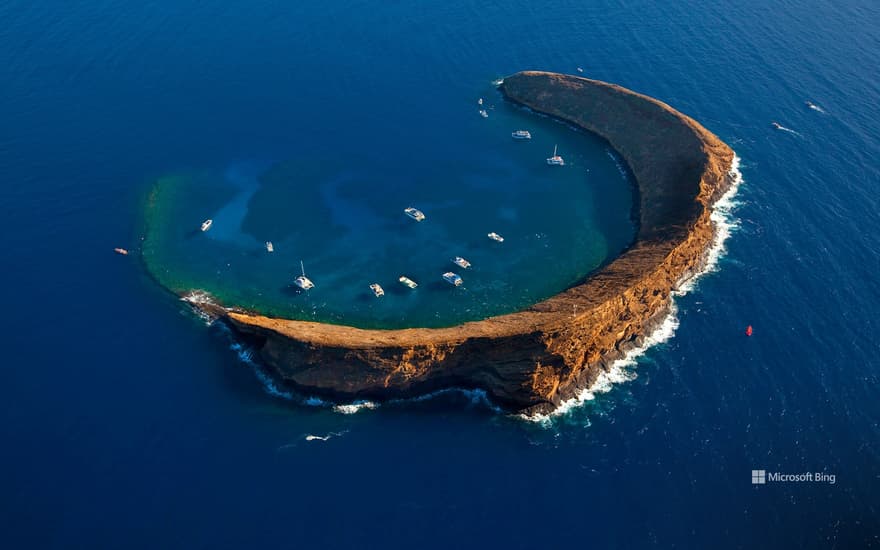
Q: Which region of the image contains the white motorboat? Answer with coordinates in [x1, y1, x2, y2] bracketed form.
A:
[200, 219, 213, 232]
[511, 130, 532, 140]
[399, 276, 418, 289]
[265, 241, 274, 253]
[487, 232, 504, 242]
[404, 207, 426, 221]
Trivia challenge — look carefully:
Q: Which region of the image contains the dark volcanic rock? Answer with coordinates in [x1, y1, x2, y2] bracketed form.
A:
[203, 71, 735, 414]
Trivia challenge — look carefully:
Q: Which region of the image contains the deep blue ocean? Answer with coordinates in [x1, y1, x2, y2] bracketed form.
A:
[2, 1, 879, 548]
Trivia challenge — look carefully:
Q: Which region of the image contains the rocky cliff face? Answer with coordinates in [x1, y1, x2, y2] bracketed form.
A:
[210, 71, 734, 414]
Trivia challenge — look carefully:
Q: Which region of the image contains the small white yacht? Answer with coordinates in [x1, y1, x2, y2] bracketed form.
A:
[200, 219, 213, 232]
[265, 241, 274, 253]
[487, 232, 504, 242]
[546, 144, 565, 166]
[511, 130, 532, 140]
[479, 109, 488, 118]
[443, 272, 463, 286]
[478, 98, 483, 105]
[404, 207, 426, 221]
[399, 276, 418, 289]
[369, 283, 385, 297]
[294, 260, 315, 290]
[452, 256, 471, 269]
[577, 67, 584, 73]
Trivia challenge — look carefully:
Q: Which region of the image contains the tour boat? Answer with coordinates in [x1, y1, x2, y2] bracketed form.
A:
[265, 241, 274, 253]
[451, 256, 471, 269]
[399, 276, 418, 289]
[442, 272, 463, 286]
[487, 232, 504, 242]
[294, 260, 315, 290]
[511, 130, 532, 140]
[479, 109, 488, 118]
[546, 145, 565, 166]
[113, 247, 128, 255]
[369, 283, 385, 297]
[200, 219, 213, 232]
[404, 207, 426, 221]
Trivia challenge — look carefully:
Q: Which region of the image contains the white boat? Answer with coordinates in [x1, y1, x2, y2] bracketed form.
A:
[369, 283, 385, 297]
[546, 144, 565, 166]
[452, 256, 471, 269]
[265, 241, 274, 253]
[511, 130, 531, 140]
[200, 219, 213, 232]
[487, 232, 504, 242]
[404, 207, 426, 221]
[399, 276, 418, 289]
[478, 98, 483, 105]
[577, 67, 584, 73]
[294, 260, 315, 290]
[479, 109, 488, 118]
[443, 272, 463, 286]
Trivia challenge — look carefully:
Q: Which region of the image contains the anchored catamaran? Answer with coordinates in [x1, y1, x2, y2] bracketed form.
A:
[487, 232, 504, 242]
[399, 276, 418, 289]
[546, 144, 564, 166]
[442, 272, 463, 286]
[294, 260, 315, 290]
[452, 256, 471, 269]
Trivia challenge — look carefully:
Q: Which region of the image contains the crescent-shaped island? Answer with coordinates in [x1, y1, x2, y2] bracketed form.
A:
[173, 71, 735, 415]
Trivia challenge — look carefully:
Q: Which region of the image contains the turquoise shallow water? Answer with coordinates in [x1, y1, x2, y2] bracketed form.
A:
[142, 95, 636, 328]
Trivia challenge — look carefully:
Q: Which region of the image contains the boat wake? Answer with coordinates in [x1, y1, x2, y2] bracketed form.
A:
[304, 431, 346, 442]
[521, 155, 744, 425]
[772, 123, 801, 136]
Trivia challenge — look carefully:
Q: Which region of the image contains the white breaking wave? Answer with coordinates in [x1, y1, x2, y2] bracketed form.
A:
[230, 341, 296, 400]
[181, 291, 221, 325]
[333, 400, 378, 414]
[400, 387, 503, 413]
[226, 154, 741, 421]
[521, 154, 744, 424]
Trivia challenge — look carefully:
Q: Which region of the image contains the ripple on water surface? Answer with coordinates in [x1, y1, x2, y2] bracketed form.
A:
[143, 98, 637, 329]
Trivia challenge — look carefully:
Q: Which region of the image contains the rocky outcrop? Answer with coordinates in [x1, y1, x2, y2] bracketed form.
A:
[205, 71, 735, 414]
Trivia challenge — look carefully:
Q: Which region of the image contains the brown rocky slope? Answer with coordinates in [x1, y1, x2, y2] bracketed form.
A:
[200, 71, 735, 415]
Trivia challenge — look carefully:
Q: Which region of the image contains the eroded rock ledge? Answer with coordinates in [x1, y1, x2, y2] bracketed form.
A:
[205, 71, 734, 414]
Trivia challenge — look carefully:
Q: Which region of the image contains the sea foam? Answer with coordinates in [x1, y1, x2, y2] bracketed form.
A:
[521, 155, 744, 424]
[228, 157, 743, 422]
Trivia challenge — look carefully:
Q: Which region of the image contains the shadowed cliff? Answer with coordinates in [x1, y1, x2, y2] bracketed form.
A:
[195, 71, 734, 413]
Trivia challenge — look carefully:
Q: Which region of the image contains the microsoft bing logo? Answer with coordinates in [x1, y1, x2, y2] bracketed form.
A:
[751, 470, 766, 484]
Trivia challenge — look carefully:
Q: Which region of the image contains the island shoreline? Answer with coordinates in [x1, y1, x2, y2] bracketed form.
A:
[157, 71, 735, 415]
